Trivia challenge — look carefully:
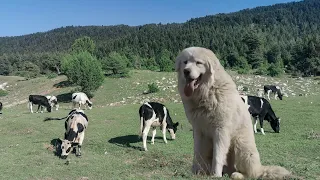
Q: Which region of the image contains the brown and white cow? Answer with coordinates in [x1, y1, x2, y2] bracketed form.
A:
[44, 109, 88, 158]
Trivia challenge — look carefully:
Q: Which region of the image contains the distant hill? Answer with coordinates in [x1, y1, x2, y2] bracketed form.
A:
[0, 0, 319, 76]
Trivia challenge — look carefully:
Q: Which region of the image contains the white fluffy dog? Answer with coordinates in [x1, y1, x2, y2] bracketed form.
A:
[175, 47, 293, 179]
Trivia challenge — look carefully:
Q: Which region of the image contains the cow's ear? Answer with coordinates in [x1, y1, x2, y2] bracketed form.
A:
[57, 138, 62, 144]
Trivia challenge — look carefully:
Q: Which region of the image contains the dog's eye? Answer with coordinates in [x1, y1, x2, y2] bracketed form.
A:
[196, 61, 203, 65]
[183, 61, 187, 64]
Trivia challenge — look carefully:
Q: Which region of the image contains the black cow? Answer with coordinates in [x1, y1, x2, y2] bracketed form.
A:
[28, 95, 52, 113]
[44, 109, 88, 159]
[241, 95, 280, 135]
[0, 101, 2, 114]
[139, 102, 179, 151]
[264, 85, 283, 100]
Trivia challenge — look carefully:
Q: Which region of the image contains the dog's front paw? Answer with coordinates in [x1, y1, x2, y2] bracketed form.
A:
[230, 172, 245, 179]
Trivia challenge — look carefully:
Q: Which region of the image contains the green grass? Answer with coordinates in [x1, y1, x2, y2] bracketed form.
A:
[0, 70, 320, 179]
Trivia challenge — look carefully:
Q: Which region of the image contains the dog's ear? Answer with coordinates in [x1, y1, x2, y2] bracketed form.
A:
[206, 59, 215, 75]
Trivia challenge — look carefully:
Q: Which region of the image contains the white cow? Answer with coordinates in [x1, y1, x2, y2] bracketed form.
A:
[46, 95, 59, 111]
[71, 92, 93, 110]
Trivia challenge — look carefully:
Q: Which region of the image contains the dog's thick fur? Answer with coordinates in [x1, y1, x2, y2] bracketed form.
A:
[175, 47, 292, 179]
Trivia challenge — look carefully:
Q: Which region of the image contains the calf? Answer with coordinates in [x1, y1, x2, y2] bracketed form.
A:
[44, 109, 88, 159]
[28, 95, 52, 113]
[0, 101, 2, 114]
[264, 85, 283, 100]
[72, 92, 92, 110]
[139, 102, 179, 151]
[241, 95, 280, 135]
[46, 95, 59, 111]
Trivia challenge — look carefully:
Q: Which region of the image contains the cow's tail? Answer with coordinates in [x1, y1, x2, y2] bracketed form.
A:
[138, 106, 144, 138]
[231, 165, 295, 180]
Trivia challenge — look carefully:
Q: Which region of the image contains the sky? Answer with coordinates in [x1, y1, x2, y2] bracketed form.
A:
[0, 0, 300, 37]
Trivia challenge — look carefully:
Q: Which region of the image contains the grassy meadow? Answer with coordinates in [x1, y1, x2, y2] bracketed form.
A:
[0, 70, 320, 180]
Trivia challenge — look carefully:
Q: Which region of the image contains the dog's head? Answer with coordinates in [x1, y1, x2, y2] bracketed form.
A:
[175, 47, 219, 97]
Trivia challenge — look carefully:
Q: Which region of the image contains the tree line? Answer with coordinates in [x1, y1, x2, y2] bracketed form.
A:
[0, 0, 320, 77]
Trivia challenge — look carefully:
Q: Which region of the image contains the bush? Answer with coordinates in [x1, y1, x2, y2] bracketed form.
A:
[243, 86, 249, 92]
[103, 52, 129, 76]
[61, 51, 104, 94]
[268, 63, 283, 77]
[147, 83, 159, 93]
[237, 68, 249, 74]
[255, 62, 269, 75]
[46, 73, 58, 79]
[157, 49, 174, 72]
[0, 89, 8, 97]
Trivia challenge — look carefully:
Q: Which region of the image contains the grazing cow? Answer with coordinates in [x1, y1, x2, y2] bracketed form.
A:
[139, 102, 179, 151]
[44, 109, 88, 159]
[264, 85, 283, 100]
[71, 92, 92, 110]
[241, 95, 280, 135]
[0, 101, 2, 114]
[28, 95, 52, 113]
[46, 95, 59, 111]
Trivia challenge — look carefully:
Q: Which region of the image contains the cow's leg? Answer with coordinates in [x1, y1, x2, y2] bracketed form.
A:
[211, 129, 230, 177]
[142, 120, 152, 151]
[161, 122, 168, 144]
[56, 104, 59, 111]
[29, 102, 33, 113]
[151, 127, 156, 145]
[36, 105, 41, 113]
[259, 115, 265, 135]
[274, 93, 278, 100]
[40, 106, 44, 113]
[78, 103, 81, 110]
[139, 117, 144, 138]
[267, 90, 271, 100]
[253, 116, 258, 133]
[76, 132, 85, 157]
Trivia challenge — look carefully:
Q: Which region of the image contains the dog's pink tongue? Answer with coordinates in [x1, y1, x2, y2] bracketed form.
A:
[184, 80, 195, 97]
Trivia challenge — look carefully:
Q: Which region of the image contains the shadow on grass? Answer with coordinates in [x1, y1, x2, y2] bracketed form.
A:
[53, 80, 73, 88]
[56, 92, 73, 103]
[108, 135, 172, 151]
[108, 135, 144, 151]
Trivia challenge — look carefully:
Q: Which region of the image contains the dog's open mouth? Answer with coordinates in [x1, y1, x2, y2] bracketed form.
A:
[184, 74, 202, 97]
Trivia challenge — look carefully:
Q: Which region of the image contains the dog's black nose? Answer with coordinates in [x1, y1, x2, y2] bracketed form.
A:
[184, 69, 190, 77]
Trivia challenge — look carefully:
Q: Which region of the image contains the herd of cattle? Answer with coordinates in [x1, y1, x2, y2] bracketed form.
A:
[0, 84, 284, 157]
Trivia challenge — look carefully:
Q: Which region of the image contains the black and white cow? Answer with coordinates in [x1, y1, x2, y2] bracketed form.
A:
[44, 109, 88, 159]
[0, 101, 2, 114]
[241, 95, 280, 135]
[46, 95, 59, 111]
[72, 92, 92, 110]
[28, 95, 52, 113]
[264, 85, 283, 100]
[139, 102, 179, 151]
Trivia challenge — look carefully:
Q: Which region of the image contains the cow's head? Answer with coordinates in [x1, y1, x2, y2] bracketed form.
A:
[168, 122, 179, 140]
[59, 139, 73, 159]
[47, 106, 52, 113]
[270, 118, 280, 133]
[86, 100, 93, 110]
